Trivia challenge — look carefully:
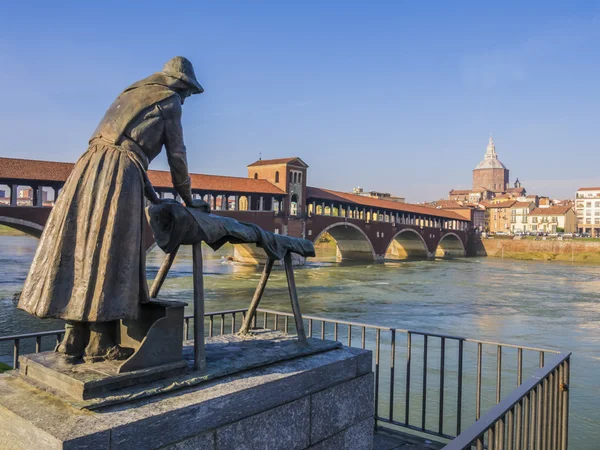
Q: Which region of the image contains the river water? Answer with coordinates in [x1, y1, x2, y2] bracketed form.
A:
[1, 235, 598, 448]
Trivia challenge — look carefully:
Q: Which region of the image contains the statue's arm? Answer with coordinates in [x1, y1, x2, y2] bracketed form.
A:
[160, 99, 194, 206]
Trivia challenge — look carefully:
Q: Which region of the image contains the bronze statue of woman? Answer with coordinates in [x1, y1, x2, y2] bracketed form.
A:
[18, 57, 210, 362]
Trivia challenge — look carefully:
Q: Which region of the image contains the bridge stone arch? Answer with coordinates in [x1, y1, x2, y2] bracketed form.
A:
[313, 222, 376, 261]
[385, 228, 431, 260]
[0, 216, 44, 238]
[435, 232, 466, 258]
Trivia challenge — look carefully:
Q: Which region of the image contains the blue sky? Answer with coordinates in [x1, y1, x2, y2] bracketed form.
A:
[1, 1, 599, 201]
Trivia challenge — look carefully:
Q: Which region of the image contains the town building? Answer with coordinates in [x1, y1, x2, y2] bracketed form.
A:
[527, 206, 577, 234]
[448, 137, 526, 203]
[508, 201, 536, 233]
[575, 187, 600, 236]
[352, 187, 405, 203]
[480, 201, 515, 234]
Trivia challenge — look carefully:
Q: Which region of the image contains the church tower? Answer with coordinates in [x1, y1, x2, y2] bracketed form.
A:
[472, 137, 509, 192]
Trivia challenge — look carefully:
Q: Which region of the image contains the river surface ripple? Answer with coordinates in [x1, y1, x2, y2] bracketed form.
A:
[0, 235, 598, 448]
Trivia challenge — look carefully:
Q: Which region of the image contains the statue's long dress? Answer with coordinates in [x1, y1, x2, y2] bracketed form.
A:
[18, 77, 192, 322]
[18, 143, 149, 321]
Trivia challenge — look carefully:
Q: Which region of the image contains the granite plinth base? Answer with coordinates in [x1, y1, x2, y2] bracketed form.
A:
[15, 331, 342, 409]
[0, 339, 374, 450]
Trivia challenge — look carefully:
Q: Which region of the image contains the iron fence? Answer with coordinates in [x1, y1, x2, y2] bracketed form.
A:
[0, 308, 569, 449]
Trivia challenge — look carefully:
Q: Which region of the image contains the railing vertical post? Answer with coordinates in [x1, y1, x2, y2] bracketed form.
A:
[476, 342, 483, 420]
[523, 395, 530, 450]
[541, 378, 548, 450]
[561, 357, 569, 450]
[439, 337, 445, 435]
[422, 334, 428, 431]
[389, 329, 396, 422]
[535, 384, 542, 450]
[347, 324, 352, 347]
[405, 332, 412, 426]
[361, 326, 366, 349]
[457, 339, 463, 436]
[515, 400, 522, 450]
[374, 328, 381, 428]
[557, 365, 563, 450]
[13, 339, 19, 370]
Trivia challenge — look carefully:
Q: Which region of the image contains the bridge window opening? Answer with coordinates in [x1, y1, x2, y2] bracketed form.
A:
[253, 173, 258, 179]
[324, 206, 332, 215]
[15, 185, 34, 206]
[316, 205, 323, 215]
[275, 171, 280, 183]
[332, 206, 339, 216]
[239, 196, 249, 211]
[290, 194, 298, 216]
[273, 200, 280, 213]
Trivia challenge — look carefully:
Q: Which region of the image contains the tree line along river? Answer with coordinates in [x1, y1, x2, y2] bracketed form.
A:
[0, 234, 598, 448]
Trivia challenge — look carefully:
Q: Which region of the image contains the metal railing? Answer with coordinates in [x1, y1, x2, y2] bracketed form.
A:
[0, 308, 570, 449]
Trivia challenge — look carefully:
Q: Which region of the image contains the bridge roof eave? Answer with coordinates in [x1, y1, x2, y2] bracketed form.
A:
[306, 186, 470, 222]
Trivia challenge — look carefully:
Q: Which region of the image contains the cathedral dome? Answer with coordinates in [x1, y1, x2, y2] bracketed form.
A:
[474, 137, 507, 170]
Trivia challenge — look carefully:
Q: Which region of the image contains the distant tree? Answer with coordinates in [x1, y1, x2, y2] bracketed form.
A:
[556, 227, 565, 233]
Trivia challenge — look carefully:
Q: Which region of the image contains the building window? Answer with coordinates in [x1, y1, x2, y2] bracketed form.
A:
[275, 171, 280, 183]
[253, 173, 258, 179]
[586, 202, 592, 207]
[298, 173, 302, 184]
[289, 171, 293, 183]
[595, 202, 600, 208]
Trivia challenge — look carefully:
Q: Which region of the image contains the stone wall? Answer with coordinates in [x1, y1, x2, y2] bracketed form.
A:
[166, 373, 374, 450]
[472, 237, 600, 262]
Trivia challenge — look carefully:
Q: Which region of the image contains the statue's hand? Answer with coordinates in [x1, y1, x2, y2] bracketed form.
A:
[186, 199, 211, 213]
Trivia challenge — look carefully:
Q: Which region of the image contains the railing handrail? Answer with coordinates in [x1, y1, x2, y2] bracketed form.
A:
[254, 308, 560, 354]
[0, 308, 250, 343]
[1, 307, 558, 355]
[443, 351, 571, 450]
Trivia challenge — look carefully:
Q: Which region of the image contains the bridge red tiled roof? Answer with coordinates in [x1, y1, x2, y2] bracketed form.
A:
[0, 157, 286, 195]
[0, 157, 74, 182]
[306, 186, 467, 221]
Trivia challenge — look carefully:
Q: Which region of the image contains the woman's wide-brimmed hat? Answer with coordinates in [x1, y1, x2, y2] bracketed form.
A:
[161, 56, 204, 94]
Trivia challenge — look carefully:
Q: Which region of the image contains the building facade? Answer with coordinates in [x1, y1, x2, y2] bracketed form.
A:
[509, 201, 536, 233]
[481, 201, 515, 234]
[527, 206, 577, 234]
[575, 187, 600, 236]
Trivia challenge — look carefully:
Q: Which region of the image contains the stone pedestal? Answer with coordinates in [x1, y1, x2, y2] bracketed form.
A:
[0, 335, 374, 450]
